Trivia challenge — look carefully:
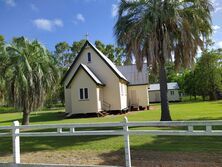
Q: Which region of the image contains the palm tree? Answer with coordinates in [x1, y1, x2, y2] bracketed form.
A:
[2, 37, 59, 125]
[114, 0, 212, 121]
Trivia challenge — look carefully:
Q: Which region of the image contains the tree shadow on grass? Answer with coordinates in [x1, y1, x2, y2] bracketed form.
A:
[175, 117, 222, 121]
[1, 115, 222, 166]
[0, 111, 65, 125]
[0, 135, 121, 156]
[1, 132, 222, 166]
[97, 135, 222, 166]
[0, 106, 20, 114]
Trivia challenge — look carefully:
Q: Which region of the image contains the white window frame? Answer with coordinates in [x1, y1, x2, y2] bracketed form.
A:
[79, 88, 89, 100]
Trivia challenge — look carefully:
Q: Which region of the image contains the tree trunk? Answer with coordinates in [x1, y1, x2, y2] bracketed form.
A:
[202, 94, 205, 101]
[22, 112, 30, 125]
[209, 91, 216, 101]
[159, 61, 172, 121]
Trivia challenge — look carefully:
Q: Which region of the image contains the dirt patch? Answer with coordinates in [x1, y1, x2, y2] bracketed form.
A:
[1, 150, 222, 167]
[149, 105, 159, 110]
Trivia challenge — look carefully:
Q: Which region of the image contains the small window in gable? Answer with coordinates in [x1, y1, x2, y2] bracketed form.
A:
[170, 91, 174, 95]
[87, 52, 91, 62]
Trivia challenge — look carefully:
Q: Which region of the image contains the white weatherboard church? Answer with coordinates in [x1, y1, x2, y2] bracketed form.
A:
[62, 40, 149, 116]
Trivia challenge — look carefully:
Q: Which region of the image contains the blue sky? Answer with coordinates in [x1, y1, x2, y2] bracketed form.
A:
[0, 0, 222, 51]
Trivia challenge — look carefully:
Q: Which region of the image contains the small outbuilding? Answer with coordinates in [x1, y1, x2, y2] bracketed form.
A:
[149, 82, 181, 103]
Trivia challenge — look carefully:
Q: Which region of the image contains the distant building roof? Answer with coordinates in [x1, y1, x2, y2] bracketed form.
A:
[149, 82, 179, 91]
[117, 64, 148, 85]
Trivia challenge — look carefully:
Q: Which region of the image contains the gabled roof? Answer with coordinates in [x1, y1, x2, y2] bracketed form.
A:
[117, 64, 148, 85]
[62, 40, 128, 85]
[66, 64, 105, 88]
[149, 82, 179, 91]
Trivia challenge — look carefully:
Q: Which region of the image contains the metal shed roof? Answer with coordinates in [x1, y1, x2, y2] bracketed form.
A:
[117, 64, 148, 85]
[149, 82, 179, 91]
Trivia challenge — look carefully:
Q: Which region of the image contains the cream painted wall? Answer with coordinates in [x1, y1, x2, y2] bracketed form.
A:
[149, 90, 180, 102]
[64, 88, 72, 113]
[64, 46, 122, 111]
[128, 85, 149, 107]
[70, 68, 99, 114]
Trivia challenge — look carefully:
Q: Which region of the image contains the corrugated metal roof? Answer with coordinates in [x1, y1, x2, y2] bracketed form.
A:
[117, 64, 148, 85]
[149, 82, 179, 91]
[81, 64, 104, 85]
[66, 64, 105, 88]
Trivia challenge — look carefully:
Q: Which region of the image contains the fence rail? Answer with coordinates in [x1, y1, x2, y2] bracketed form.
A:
[1, 117, 222, 167]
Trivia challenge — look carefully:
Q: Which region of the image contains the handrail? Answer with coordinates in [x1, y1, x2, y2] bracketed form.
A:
[102, 100, 111, 111]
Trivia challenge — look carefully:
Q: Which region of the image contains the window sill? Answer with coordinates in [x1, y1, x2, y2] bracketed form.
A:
[78, 99, 90, 101]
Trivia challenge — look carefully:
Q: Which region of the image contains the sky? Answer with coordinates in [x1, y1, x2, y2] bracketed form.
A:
[0, 0, 222, 51]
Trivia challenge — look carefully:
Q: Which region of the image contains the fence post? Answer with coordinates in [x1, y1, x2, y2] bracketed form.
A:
[70, 127, 75, 133]
[123, 117, 131, 167]
[12, 121, 20, 164]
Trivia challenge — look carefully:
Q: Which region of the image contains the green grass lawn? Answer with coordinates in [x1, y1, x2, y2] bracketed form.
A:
[0, 100, 222, 156]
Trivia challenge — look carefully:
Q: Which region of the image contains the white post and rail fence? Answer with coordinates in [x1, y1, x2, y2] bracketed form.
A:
[1, 117, 222, 167]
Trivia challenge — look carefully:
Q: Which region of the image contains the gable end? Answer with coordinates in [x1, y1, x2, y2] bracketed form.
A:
[66, 64, 105, 88]
[62, 40, 128, 85]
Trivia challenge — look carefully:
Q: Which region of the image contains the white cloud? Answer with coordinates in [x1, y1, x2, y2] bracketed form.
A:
[212, 25, 220, 31]
[196, 47, 202, 57]
[112, 4, 118, 17]
[4, 0, 16, 7]
[215, 6, 222, 12]
[212, 25, 221, 33]
[30, 4, 38, 12]
[33, 19, 52, 31]
[76, 14, 85, 22]
[212, 0, 222, 13]
[53, 19, 63, 27]
[217, 41, 222, 48]
[33, 19, 63, 31]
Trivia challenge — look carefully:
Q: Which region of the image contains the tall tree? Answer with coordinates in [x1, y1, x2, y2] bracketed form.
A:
[95, 40, 127, 65]
[0, 35, 6, 104]
[105, 44, 115, 62]
[2, 37, 59, 125]
[114, 0, 212, 121]
[195, 49, 222, 100]
[54, 42, 72, 68]
[149, 62, 181, 84]
[95, 40, 106, 52]
[183, 70, 198, 100]
[71, 39, 86, 57]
